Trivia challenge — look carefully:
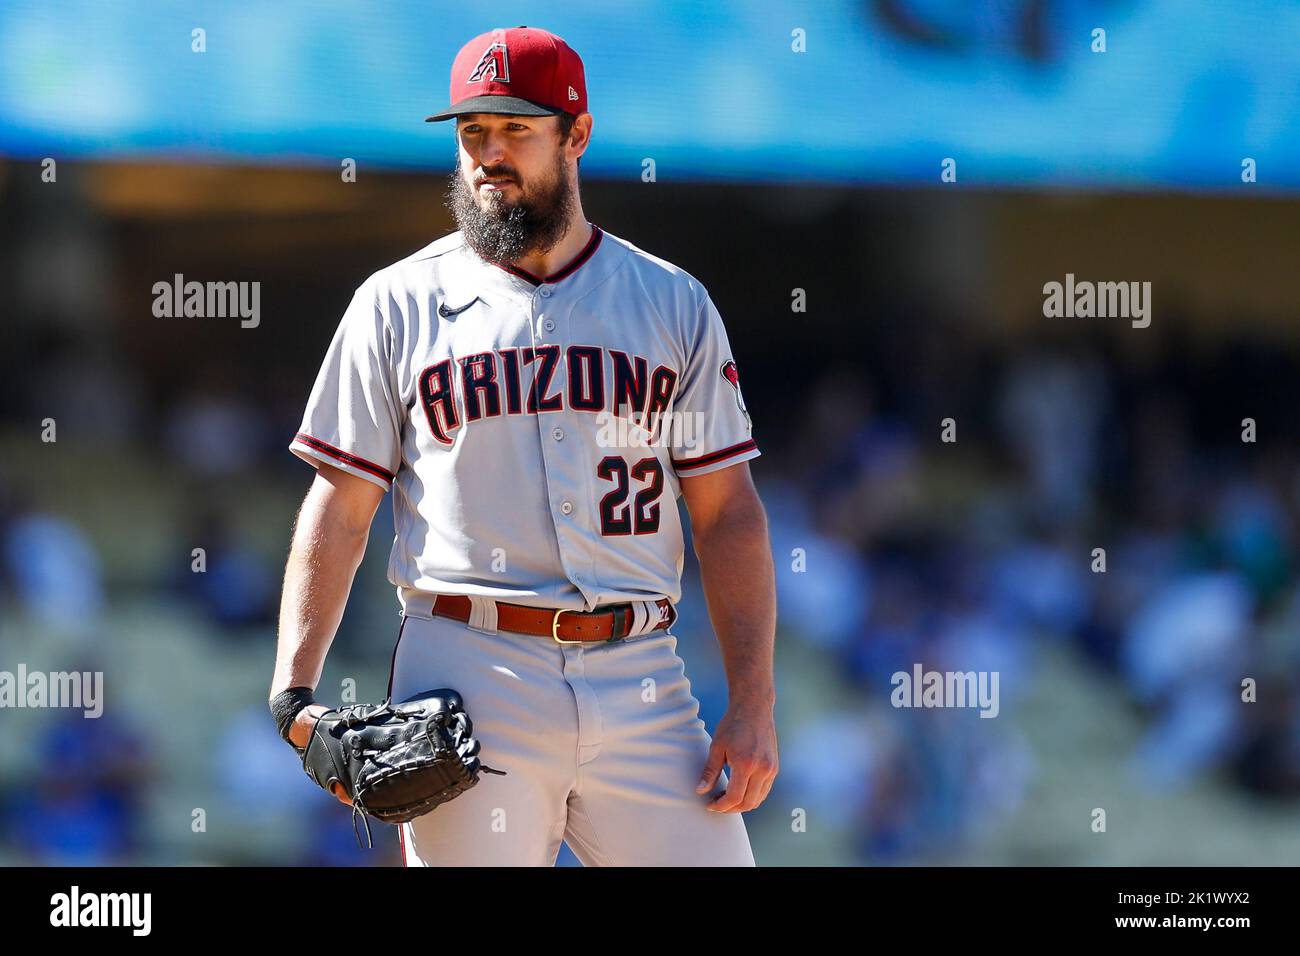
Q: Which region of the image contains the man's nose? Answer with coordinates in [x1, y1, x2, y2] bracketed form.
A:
[477, 130, 508, 166]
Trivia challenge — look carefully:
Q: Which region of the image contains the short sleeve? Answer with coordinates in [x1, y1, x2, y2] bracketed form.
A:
[289, 284, 404, 491]
[669, 293, 761, 477]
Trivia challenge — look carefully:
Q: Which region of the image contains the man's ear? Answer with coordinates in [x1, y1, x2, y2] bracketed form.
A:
[570, 113, 593, 159]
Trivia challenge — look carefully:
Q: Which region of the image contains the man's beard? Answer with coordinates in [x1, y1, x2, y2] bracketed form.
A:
[446, 153, 576, 265]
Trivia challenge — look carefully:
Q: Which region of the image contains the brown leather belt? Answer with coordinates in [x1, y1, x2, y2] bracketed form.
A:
[431, 595, 676, 643]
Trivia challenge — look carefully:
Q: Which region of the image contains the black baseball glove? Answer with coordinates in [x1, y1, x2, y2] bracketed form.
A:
[300, 688, 506, 847]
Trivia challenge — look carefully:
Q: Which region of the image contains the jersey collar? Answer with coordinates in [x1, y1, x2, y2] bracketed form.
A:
[493, 224, 604, 287]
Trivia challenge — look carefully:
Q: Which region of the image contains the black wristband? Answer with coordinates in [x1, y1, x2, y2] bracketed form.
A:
[270, 687, 316, 746]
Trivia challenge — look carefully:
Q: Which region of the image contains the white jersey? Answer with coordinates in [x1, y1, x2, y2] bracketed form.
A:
[289, 225, 759, 614]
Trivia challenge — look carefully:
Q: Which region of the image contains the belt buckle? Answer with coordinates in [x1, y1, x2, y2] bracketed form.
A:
[552, 608, 585, 645]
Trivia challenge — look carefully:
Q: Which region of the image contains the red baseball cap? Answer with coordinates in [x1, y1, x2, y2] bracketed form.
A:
[426, 26, 588, 122]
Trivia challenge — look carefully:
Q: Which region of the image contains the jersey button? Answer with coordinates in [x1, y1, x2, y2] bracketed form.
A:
[540, 287, 552, 298]
[560, 501, 574, 515]
[542, 318, 556, 332]
[551, 427, 564, 441]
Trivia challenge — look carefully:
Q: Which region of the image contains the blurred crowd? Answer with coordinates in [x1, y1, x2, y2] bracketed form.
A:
[3, 314, 1300, 865]
[746, 330, 1300, 860]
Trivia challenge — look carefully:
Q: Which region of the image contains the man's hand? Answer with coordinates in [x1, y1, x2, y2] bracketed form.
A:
[289, 704, 353, 806]
[696, 698, 778, 813]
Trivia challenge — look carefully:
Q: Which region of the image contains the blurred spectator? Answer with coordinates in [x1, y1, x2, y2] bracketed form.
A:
[170, 505, 276, 630]
[1121, 573, 1252, 789]
[996, 350, 1107, 527]
[212, 706, 323, 832]
[2, 505, 104, 638]
[20, 328, 144, 446]
[765, 479, 872, 651]
[163, 381, 266, 477]
[16, 709, 153, 865]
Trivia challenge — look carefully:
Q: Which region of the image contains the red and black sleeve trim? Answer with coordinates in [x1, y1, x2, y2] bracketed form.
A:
[671, 438, 759, 472]
[292, 432, 396, 483]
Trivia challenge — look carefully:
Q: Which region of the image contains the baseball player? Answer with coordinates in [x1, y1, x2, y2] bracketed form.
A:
[268, 25, 777, 866]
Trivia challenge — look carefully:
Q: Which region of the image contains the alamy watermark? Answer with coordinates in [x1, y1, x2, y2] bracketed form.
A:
[1042, 273, 1151, 328]
[50, 886, 151, 936]
[594, 406, 707, 451]
[890, 664, 999, 718]
[152, 274, 260, 328]
[0, 666, 103, 717]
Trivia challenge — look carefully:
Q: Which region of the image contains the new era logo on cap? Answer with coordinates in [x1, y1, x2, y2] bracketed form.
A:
[426, 26, 588, 122]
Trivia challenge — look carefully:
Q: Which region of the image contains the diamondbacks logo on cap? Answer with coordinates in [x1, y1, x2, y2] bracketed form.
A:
[468, 41, 510, 83]
[721, 361, 752, 432]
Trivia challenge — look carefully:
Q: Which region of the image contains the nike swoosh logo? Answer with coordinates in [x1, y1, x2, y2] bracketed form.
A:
[438, 297, 479, 318]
